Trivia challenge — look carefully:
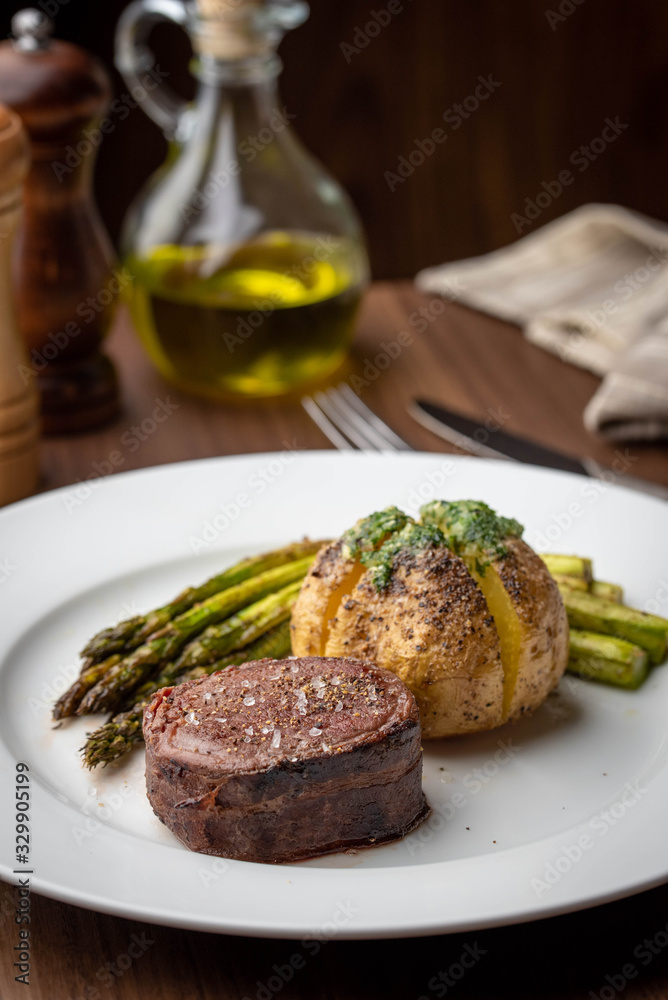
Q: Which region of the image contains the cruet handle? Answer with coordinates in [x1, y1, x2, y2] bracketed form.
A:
[115, 0, 193, 142]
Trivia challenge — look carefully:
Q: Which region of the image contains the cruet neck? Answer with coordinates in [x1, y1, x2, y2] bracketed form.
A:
[189, 0, 308, 69]
[192, 50, 282, 87]
[115, 0, 308, 140]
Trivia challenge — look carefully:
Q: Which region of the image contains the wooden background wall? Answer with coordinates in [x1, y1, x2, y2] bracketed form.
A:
[2, 0, 668, 279]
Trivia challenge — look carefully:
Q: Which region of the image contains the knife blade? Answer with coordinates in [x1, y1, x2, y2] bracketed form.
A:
[410, 399, 668, 501]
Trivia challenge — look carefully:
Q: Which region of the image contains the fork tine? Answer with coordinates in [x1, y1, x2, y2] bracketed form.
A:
[333, 384, 413, 451]
[302, 384, 413, 453]
[323, 387, 395, 451]
[301, 396, 355, 450]
[312, 390, 379, 450]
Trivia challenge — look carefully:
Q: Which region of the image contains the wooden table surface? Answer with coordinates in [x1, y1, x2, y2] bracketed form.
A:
[2, 282, 668, 1000]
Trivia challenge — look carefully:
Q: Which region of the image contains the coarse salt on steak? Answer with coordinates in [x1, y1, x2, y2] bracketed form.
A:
[143, 656, 429, 863]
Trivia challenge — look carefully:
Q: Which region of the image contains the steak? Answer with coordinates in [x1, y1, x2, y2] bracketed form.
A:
[143, 656, 429, 863]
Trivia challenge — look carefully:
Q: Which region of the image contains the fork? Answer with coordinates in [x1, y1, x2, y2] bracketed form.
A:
[301, 383, 413, 452]
[303, 385, 668, 501]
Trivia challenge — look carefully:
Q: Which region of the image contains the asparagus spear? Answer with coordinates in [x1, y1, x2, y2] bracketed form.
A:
[81, 540, 325, 662]
[82, 708, 145, 770]
[551, 573, 589, 592]
[558, 585, 668, 664]
[176, 618, 292, 683]
[53, 654, 122, 720]
[77, 555, 314, 715]
[541, 554, 593, 582]
[59, 542, 324, 718]
[541, 552, 623, 602]
[553, 574, 624, 602]
[172, 580, 302, 670]
[125, 611, 294, 712]
[567, 629, 649, 689]
[590, 580, 623, 603]
[114, 581, 299, 705]
[82, 620, 292, 768]
[80, 618, 145, 662]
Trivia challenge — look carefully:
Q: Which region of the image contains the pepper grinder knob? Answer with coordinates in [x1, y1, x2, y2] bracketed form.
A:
[0, 104, 40, 506]
[0, 11, 120, 435]
[11, 9, 53, 51]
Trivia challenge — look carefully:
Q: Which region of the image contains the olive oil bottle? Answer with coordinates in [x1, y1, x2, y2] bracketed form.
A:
[126, 232, 363, 398]
[117, 0, 369, 399]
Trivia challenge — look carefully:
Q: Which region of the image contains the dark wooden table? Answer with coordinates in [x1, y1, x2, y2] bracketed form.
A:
[2, 283, 668, 1000]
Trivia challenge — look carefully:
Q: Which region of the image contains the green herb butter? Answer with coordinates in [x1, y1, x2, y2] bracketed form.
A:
[360, 522, 446, 590]
[341, 506, 410, 561]
[420, 499, 523, 574]
[339, 500, 523, 592]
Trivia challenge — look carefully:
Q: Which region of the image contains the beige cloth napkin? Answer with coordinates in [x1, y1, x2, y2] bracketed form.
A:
[415, 204, 668, 441]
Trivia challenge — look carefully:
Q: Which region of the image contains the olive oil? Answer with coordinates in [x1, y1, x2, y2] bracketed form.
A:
[125, 232, 364, 398]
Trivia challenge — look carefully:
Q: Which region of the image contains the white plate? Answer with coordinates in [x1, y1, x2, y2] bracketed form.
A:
[1, 451, 668, 939]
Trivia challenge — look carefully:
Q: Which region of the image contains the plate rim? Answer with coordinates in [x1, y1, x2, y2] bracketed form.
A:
[1, 449, 667, 938]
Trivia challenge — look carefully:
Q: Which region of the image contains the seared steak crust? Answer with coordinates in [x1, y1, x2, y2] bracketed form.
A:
[143, 656, 429, 863]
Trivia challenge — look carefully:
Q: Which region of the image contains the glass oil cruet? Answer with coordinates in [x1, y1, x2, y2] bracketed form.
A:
[115, 0, 369, 399]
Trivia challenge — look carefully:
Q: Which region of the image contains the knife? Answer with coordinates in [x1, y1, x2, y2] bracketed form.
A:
[410, 399, 668, 501]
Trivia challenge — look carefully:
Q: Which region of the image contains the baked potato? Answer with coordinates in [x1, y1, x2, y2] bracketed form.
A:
[291, 501, 569, 737]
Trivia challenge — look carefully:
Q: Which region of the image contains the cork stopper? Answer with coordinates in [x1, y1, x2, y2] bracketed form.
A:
[192, 0, 308, 61]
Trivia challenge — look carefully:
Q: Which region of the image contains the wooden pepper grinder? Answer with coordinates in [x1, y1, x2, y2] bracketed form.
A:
[0, 104, 40, 505]
[0, 9, 120, 435]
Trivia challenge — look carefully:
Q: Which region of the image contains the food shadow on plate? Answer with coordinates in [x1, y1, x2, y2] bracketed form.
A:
[429, 679, 586, 762]
[307, 683, 588, 870]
